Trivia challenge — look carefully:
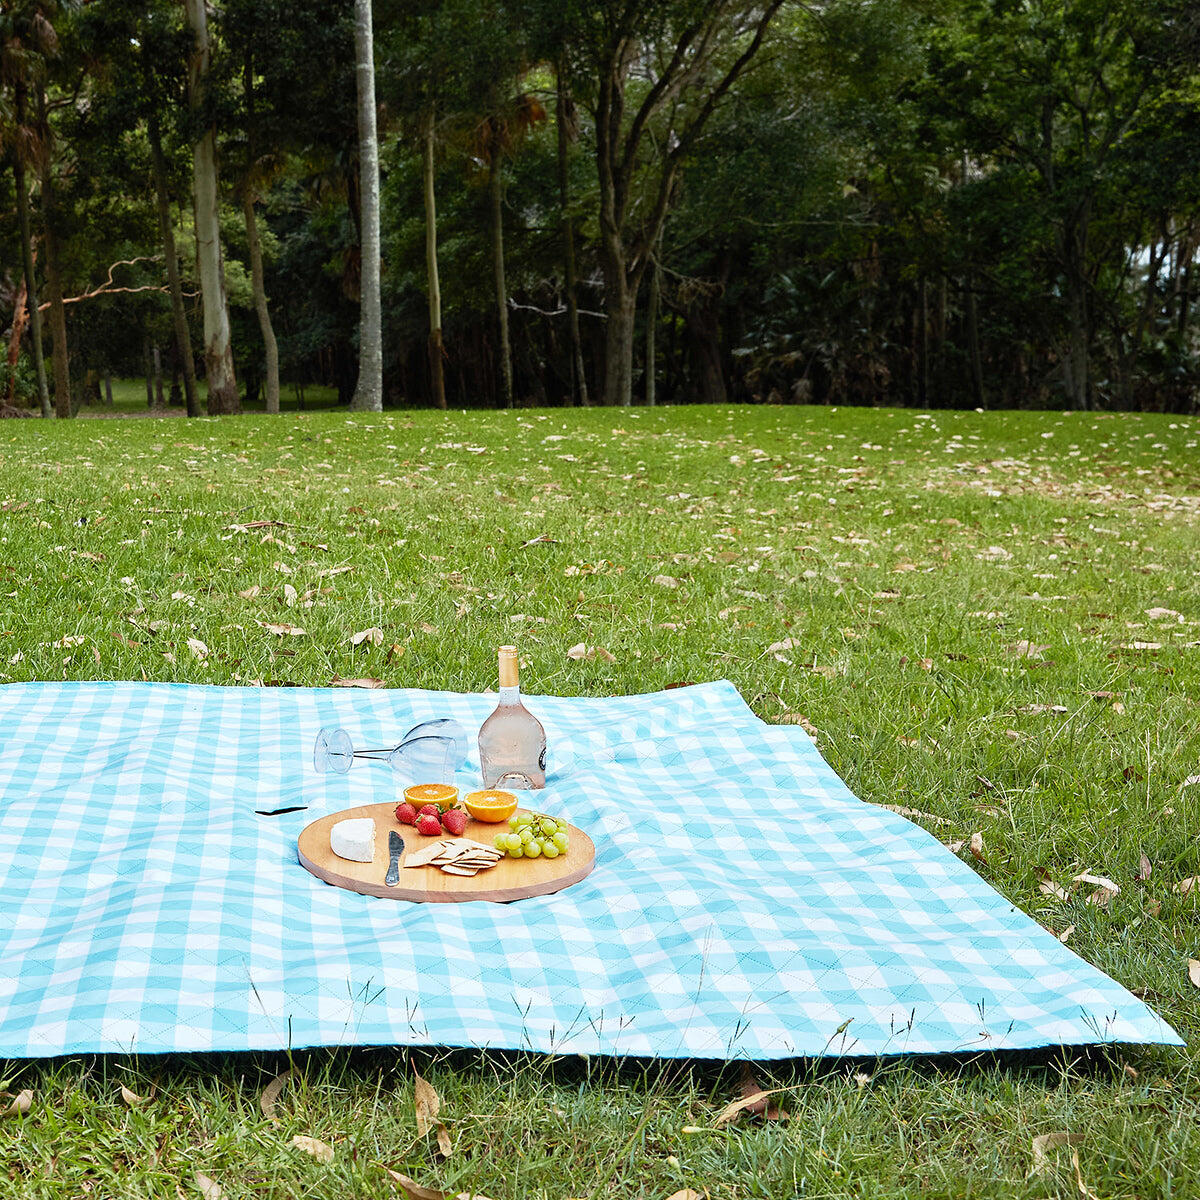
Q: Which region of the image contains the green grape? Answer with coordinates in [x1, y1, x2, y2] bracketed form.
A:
[525, 840, 542, 858]
[520, 827, 536, 844]
[539, 819, 557, 837]
[515, 813, 534, 828]
[552, 832, 569, 851]
[508, 815, 522, 830]
[542, 842, 560, 859]
[505, 833, 523, 852]
[493, 833, 508, 850]
[509, 844, 524, 857]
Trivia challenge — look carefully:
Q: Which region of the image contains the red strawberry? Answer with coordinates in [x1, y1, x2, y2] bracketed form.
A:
[442, 808, 467, 836]
[416, 813, 442, 836]
[418, 804, 440, 818]
[394, 802, 418, 826]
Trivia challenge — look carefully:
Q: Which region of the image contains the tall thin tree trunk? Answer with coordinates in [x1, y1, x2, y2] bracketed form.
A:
[103, 371, 113, 407]
[6, 275, 27, 406]
[351, 0, 383, 411]
[146, 99, 199, 418]
[153, 346, 164, 407]
[645, 251, 660, 407]
[242, 192, 280, 413]
[185, 0, 239, 414]
[422, 105, 446, 409]
[556, 65, 587, 407]
[490, 155, 513, 408]
[35, 88, 70, 419]
[144, 339, 154, 407]
[11, 96, 51, 417]
[918, 277, 929, 408]
[241, 54, 279, 414]
[600, 248, 636, 408]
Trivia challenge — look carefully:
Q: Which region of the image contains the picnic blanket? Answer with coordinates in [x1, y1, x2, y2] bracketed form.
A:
[0, 680, 1180, 1059]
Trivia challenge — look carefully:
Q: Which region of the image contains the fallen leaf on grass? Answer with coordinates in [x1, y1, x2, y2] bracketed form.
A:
[119, 1083, 153, 1106]
[1006, 641, 1049, 659]
[716, 1067, 789, 1125]
[1038, 874, 1072, 902]
[350, 627, 384, 647]
[879, 804, 952, 827]
[967, 831, 986, 862]
[775, 713, 819, 737]
[1, 1089, 32, 1117]
[1030, 1131, 1084, 1176]
[413, 1069, 440, 1137]
[379, 1166, 496, 1200]
[1121, 641, 1162, 651]
[331, 676, 384, 689]
[1073, 873, 1119, 905]
[283, 584, 298, 607]
[765, 637, 801, 655]
[1189, 960, 1200, 989]
[292, 1135, 334, 1163]
[1138, 853, 1152, 881]
[238, 585, 261, 599]
[260, 1068, 290, 1126]
[653, 574, 681, 588]
[1058, 924, 1075, 944]
[187, 638, 208, 661]
[566, 643, 616, 662]
[1176, 877, 1198, 898]
[664, 1192, 703, 1200]
[1072, 1149, 1101, 1200]
[260, 622, 306, 637]
[436, 1124, 452, 1158]
[194, 1172, 225, 1199]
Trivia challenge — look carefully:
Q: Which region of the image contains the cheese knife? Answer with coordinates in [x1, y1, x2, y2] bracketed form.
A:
[384, 830, 404, 886]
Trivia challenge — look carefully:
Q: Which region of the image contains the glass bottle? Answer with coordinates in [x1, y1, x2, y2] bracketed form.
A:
[478, 646, 546, 789]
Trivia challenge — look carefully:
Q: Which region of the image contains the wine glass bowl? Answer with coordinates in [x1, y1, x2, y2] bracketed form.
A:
[313, 726, 355, 774]
[313, 720, 468, 785]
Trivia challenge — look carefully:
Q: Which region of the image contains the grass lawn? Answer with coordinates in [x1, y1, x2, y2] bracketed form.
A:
[1, 403, 1199, 1198]
[75, 377, 342, 417]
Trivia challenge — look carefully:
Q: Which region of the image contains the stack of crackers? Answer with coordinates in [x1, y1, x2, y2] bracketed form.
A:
[402, 837, 504, 877]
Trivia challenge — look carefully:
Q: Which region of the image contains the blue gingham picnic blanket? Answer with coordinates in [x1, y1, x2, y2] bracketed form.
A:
[0, 680, 1180, 1059]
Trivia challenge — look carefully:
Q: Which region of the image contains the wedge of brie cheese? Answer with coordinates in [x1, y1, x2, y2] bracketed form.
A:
[330, 817, 376, 863]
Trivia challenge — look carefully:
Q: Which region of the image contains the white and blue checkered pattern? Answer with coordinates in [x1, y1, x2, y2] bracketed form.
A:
[0, 680, 1180, 1059]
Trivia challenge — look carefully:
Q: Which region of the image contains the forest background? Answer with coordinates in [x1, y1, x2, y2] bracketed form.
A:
[2, 0, 1199, 419]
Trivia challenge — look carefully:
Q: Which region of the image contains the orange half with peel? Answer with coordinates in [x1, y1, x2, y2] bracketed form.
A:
[403, 783, 459, 812]
[464, 789, 518, 822]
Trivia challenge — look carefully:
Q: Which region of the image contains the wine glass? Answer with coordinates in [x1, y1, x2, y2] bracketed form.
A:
[313, 719, 468, 785]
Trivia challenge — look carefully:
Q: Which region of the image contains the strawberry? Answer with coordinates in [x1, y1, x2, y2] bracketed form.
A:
[442, 808, 467, 836]
[416, 813, 443, 836]
[418, 804, 440, 818]
[394, 802, 418, 826]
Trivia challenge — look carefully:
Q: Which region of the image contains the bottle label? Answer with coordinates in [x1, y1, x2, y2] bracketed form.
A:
[539, 746, 547, 771]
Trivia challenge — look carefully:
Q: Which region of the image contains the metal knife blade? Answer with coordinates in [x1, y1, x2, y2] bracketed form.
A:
[384, 830, 404, 886]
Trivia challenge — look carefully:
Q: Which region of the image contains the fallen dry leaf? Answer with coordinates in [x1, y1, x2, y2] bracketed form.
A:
[238, 585, 261, 599]
[1039, 875, 1072, 902]
[1072, 1149, 1101, 1200]
[653, 574, 680, 588]
[187, 638, 208, 661]
[119, 1083, 153, 1107]
[379, 1166, 497, 1200]
[775, 712, 819, 737]
[1074, 873, 1119, 905]
[1189, 960, 1200, 989]
[566, 643, 616, 663]
[436, 1123, 452, 1158]
[879, 804, 952, 827]
[968, 832, 986, 863]
[1030, 1131, 1084, 1176]
[715, 1073, 789, 1126]
[1, 1089, 32, 1117]
[351, 627, 384, 647]
[292, 1135, 334, 1163]
[766, 636, 801, 655]
[664, 1192, 703, 1200]
[260, 621, 306, 636]
[260, 1068, 291, 1126]
[413, 1069, 440, 1138]
[194, 1172, 225, 1200]
[283, 583, 298, 607]
[1006, 640, 1050, 659]
[1176, 877, 1197, 898]
[331, 676, 384, 689]
[1058, 923, 1075, 943]
[1138, 853, 1152, 881]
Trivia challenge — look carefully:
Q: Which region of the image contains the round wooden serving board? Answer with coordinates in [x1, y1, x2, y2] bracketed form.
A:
[297, 803, 595, 903]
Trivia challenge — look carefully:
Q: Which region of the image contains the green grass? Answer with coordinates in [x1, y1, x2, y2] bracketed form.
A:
[1, 403, 1199, 1198]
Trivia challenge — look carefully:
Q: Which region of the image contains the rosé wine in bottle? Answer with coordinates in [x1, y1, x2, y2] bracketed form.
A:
[478, 646, 546, 789]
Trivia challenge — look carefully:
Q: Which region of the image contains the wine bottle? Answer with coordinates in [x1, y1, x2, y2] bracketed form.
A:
[478, 646, 546, 789]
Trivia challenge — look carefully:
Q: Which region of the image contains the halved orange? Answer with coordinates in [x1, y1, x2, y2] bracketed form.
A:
[464, 789, 518, 823]
[403, 783, 459, 812]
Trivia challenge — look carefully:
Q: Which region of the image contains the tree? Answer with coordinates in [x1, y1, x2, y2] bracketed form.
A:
[184, 0, 238, 414]
[578, 0, 785, 406]
[350, 0, 382, 411]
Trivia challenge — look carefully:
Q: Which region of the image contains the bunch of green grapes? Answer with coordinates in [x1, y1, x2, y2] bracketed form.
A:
[494, 812, 570, 860]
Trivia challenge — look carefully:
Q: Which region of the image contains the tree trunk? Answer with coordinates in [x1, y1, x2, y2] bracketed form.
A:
[35, 88, 71, 419]
[422, 105, 446, 410]
[185, 0, 239, 415]
[685, 292, 727, 405]
[146, 74, 199, 418]
[645, 251, 660, 407]
[6, 275, 27, 406]
[104, 372, 113, 407]
[556, 65, 587, 407]
[490, 155, 514, 408]
[600, 246, 636, 408]
[351, 0, 383, 411]
[242, 192, 280, 412]
[153, 346, 164, 406]
[144, 339, 154, 407]
[11, 101, 51, 418]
